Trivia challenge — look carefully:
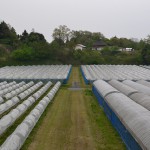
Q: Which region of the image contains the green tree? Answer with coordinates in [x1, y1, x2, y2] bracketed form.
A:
[0, 21, 10, 39]
[101, 46, 120, 55]
[0, 21, 18, 46]
[141, 44, 150, 65]
[20, 30, 29, 44]
[69, 30, 105, 48]
[108, 36, 139, 50]
[31, 42, 50, 59]
[28, 32, 46, 43]
[144, 35, 150, 44]
[52, 25, 71, 44]
[12, 46, 34, 61]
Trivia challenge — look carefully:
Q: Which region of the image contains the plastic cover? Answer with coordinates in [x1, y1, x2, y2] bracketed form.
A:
[93, 80, 119, 98]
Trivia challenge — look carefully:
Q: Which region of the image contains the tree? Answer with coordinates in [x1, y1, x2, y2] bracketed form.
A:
[92, 32, 105, 41]
[0, 21, 18, 46]
[12, 45, 34, 61]
[0, 21, 10, 39]
[108, 36, 139, 50]
[20, 30, 29, 43]
[144, 35, 150, 44]
[28, 32, 46, 43]
[31, 42, 50, 59]
[141, 44, 150, 65]
[52, 25, 71, 44]
[101, 46, 120, 55]
[69, 30, 105, 48]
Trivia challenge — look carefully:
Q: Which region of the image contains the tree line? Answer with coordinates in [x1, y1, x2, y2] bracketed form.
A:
[0, 21, 150, 65]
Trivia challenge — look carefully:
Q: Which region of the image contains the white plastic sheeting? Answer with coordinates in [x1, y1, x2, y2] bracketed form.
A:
[108, 80, 138, 96]
[32, 81, 52, 100]
[18, 82, 43, 100]
[0, 97, 20, 115]
[0, 81, 16, 91]
[0, 97, 4, 104]
[0, 96, 35, 135]
[140, 65, 150, 70]
[0, 65, 71, 80]
[0, 81, 7, 86]
[0, 81, 52, 136]
[81, 65, 150, 81]
[122, 80, 150, 95]
[4, 81, 34, 100]
[105, 93, 150, 150]
[136, 80, 150, 88]
[0, 81, 61, 150]
[108, 79, 150, 111]
[0, 82, 34, 115]
[93, 80, 150, 150]
[93, 80, 119, 98]
[129, 93, 150, 111]
[0, 81, 25, 97]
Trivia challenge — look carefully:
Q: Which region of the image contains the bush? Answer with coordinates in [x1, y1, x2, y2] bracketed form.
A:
[101, 46, 120, 55]
[12, 46, 34, 61]
[31, 42, 51, 59]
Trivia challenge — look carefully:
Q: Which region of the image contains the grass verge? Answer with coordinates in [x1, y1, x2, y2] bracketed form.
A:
[83, 89, 126, 150]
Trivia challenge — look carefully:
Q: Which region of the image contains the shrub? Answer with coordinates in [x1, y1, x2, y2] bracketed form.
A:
[12, 46, 34, 61]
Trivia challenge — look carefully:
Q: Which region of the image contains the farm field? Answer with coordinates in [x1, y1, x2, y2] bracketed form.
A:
[0, 65, 71, 149]
[82, 65, 150, 150]
[22, 67, 125, 150]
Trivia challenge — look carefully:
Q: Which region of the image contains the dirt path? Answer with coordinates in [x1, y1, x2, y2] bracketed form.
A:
[24, 67, 125, 150]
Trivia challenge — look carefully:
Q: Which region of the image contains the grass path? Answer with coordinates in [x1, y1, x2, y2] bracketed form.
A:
[23, 67, 126, 150]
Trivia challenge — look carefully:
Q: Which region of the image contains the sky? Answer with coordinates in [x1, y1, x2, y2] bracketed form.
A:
[0, 0, 150, 42]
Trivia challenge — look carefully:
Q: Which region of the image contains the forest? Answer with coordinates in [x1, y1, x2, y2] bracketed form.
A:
[0, 21, 150, 66]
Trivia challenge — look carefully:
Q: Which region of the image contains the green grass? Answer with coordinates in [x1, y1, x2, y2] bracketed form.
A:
[83, 89, 126, 150]
[21, 91, 59, 150]
[23, 67, 126, 150]
[84, 89, 93, 96]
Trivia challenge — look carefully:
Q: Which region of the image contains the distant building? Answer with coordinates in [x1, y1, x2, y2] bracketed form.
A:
[119, 48, 134, 52]
[75, 44, 86, 50]
[92, 40, 107, 50]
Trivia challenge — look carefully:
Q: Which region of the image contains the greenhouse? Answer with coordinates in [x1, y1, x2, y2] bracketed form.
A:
[0, 81, 61, 149]
[0, 65, 72, 83]
[81, 65, 150, 83]
[93, 79, 150, 150]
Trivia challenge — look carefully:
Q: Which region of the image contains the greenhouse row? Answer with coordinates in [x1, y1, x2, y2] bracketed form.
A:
[92, 79, 150, 150]
[140, 65, 150, 70]
[0, 81, 52, 136]
[0, 81, 47, 116]
[0, 81, 17, 91]
[0, 81, 61, 150]
[81, 65, 150, 83]
[0, 65, 72, 83]
[4, 81, 34, 100]
[0, 65, 70, 150]
[0, 81, 41, 105]
[0, 81, 28, 104]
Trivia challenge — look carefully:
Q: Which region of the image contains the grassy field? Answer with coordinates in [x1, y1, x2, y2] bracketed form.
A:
[21, 67, 126, 150]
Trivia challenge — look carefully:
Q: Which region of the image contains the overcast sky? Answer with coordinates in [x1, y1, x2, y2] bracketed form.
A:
[0, 0, 150, 42]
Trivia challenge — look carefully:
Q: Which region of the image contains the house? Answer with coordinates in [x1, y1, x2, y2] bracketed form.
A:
[92, 40, 107, 50]
[119, 48, 134, 52]
[75, 44, 86, 50]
